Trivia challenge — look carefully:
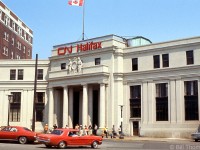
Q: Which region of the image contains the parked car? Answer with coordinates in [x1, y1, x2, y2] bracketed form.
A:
[191, 131, 200, 142]
[37, 128, 103, 149]
[0, 126, 37, 144]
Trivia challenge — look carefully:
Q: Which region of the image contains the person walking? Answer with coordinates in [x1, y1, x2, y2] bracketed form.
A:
[44, 124, 48, 134]
[118, 125, 122, 135]
[104, 126, 108, 138]
[94, 124, 98, 135]
[53, 124, 57, 129]
[112, 125, 116, 138]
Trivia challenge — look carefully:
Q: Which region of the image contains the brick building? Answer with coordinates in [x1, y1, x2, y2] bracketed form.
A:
[0, 1, 33, 59]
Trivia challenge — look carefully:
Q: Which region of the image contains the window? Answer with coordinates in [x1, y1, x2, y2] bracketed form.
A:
[95, 58, 101, 65]
[156, 83, 168, 121]
[24, 32, 27, 40]
[132, 58, 138, 71]
[162, 54, 169, 67]
[37, 69, 43, 80]
[184, 80, 198, 120]
[16, 55, 20, 59]
[28, 49, 30, 56]
[35, 92, 45, 122]
[61, 63, 66, 70]
[3, 46, 8, 56]
[23, 46, 26, 53]
[4, 15, 9, 26]
[17, 26, 22, 36]
[10, 69, 16, 80]
[130, 85, 141, 118]
[10, 92, 21, 122]
[11, 51, 13, 59]
[12, 38, 14, 45]
[186, 50, 194, 65]
[154, 55, 160, 68]
[28, 36, 31, 43]
[4, 32, 9, 41]
[18, 69, 23, 80]
[12, 22, 15, 31]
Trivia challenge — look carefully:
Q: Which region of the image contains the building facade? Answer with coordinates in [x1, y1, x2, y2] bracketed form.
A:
[0, 35, 200, 138]
[0, 60, 49, 131]
[0, 1, 33, 59]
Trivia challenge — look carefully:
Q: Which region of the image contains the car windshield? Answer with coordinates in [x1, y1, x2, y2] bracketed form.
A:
[51, 130, 63, 135]
[23, 127, 31, 131]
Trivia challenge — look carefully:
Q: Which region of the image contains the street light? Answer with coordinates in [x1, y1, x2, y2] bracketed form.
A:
[119, 105, 124, 139]
[7, 94, 13, 126]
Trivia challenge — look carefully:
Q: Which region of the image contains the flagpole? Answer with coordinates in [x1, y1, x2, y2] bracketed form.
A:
[82, 0, 85, 40]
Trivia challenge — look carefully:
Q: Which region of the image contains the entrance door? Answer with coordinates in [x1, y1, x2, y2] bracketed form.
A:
[133, 121, 139, 136]
[73, 91, 79, 127]
[93, 90, 99, 127]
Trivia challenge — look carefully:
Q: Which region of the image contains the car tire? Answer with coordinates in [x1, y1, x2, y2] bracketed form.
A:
[58, 141, 66, 149]
[45, 144, 52, 148]
[195, 139, 198, 142]
[18, 136, 27, 144]
[91, 141, 98, 149]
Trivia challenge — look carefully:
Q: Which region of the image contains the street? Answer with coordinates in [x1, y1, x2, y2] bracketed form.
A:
[0, 139, 200, 150]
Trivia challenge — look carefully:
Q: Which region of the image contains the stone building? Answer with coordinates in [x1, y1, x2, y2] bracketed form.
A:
[0, 1, 33, 59]
[0, 35, 200, 138]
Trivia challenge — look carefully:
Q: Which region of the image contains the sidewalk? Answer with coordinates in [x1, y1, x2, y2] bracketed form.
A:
[103, 136, 190, 142]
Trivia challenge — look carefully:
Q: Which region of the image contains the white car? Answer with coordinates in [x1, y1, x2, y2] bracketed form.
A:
[191, 131, 200, 142]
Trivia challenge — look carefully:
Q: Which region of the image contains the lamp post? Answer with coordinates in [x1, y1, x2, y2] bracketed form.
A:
[119, 105, 124, 139]
[7, 94, 13, 126]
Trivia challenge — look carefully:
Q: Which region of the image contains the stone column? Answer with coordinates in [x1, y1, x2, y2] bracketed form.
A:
[68, 88, 73, 128]
[99, 83, 106, 128]
[142, 82, 148, 124]
[147, 81, 154, 124]
[170, 80, 176, 123]
[176, 79, 183, 123]
[48, 88, 54, 128]
[82, 84, 88, 126]
[63, 86, 69, 127]
[88, 86, 93, 126]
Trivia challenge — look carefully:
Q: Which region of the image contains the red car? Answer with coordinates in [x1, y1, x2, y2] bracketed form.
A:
[0, 126, 37, 144]
[37, 128, 103, 149]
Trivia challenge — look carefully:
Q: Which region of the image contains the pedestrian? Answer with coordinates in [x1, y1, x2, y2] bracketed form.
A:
[79, 125, 83, 136]
[44, 124, 48, 134]
[112, 125, 116, 138]
[94, 124, 98, 135]
[53, 124, 57, 129]
[118, 125, 122, 135]
[84, 125, 88, 135]
[104, 126, 108, 138]
[75, 124, 79, 130]
[88, 125, 93, 135]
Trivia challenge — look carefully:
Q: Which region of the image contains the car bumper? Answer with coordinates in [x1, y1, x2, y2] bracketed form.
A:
[99, 141, 102, 145]
[36, 138, 50, 143]
[191, 134, 200, 140]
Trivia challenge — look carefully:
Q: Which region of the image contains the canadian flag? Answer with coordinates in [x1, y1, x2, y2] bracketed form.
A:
[68, 0, 84, 6]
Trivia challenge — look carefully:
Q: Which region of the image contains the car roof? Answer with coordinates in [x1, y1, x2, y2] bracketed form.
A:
[54, 128, 79, 132]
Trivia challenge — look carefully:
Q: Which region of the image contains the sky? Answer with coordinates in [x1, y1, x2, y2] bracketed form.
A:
[1, 0, 200, 59]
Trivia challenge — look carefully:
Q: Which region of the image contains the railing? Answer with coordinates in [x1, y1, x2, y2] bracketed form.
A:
[48, 65, 109, 79]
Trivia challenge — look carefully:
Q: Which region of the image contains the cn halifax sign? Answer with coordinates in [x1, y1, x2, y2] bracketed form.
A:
[57, 41, 102, 55]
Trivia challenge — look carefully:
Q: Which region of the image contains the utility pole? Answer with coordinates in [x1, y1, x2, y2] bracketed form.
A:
[32, 54, 38, 131]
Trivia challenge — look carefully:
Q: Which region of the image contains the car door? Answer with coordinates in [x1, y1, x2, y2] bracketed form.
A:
[0, 127, 12, 139]
[78, 135, 90, 145]
[3, 127, 18, 140]
[9, 127, 18, 140]
[67, 131, 82, 145]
